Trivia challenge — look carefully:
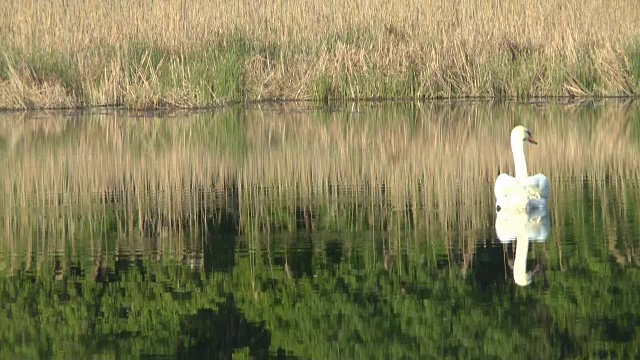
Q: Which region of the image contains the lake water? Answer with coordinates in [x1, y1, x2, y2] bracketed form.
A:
[1, 101, 640, 359]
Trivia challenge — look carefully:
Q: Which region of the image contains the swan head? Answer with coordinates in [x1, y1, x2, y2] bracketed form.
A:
[511, 125, 537, 145]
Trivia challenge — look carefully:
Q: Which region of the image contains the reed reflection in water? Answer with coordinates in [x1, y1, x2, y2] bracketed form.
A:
[2, 101, 638, 241]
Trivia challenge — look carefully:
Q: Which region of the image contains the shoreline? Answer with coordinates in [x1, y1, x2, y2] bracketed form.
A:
[1, 39, 639, 110]
[0, 96, 634, 115]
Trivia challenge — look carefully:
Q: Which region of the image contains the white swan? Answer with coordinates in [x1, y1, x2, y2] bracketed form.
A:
[495, 207, 550, 286]
[494, 126, 550, 210]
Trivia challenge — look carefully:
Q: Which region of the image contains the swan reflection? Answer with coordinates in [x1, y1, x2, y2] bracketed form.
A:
[495, 207, 550, 286]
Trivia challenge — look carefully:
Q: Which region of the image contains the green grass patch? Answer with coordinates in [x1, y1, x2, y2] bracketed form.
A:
[0, 43, 14, 80]
[212, 34, 249, 103]
[116, 37, 250, 106]
[626, 38, 640, 93]
[311, 75, 334, 105]
[26, 48, 82, 95]
[0, 45, 82, 96]
[574, 52, 602, 95]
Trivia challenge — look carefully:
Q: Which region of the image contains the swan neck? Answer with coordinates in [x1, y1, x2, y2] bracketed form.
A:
[512, 141, 528, 180]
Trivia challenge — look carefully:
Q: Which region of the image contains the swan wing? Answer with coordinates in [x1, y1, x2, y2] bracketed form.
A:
[524, 173, 550, 199]
[495, 174, 536, 209]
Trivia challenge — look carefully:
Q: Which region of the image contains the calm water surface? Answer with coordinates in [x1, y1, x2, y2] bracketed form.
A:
[1, 101, 640, 359]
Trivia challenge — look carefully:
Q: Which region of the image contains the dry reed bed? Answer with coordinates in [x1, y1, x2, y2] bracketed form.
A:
[1, 1, 640, 108]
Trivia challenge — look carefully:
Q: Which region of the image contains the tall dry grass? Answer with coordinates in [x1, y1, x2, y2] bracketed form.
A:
[1, 0, 640, 108]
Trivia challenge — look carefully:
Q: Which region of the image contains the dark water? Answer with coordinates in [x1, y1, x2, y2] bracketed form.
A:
[1, 101, 640, 359]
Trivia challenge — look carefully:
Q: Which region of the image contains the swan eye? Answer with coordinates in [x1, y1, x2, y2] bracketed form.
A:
[525, 130, 531, 140]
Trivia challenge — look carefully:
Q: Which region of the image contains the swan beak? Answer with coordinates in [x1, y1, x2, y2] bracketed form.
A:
[528, 137, 538, 145]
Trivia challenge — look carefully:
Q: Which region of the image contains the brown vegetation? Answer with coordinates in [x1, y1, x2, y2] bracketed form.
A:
[1, 1, 639, 108]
